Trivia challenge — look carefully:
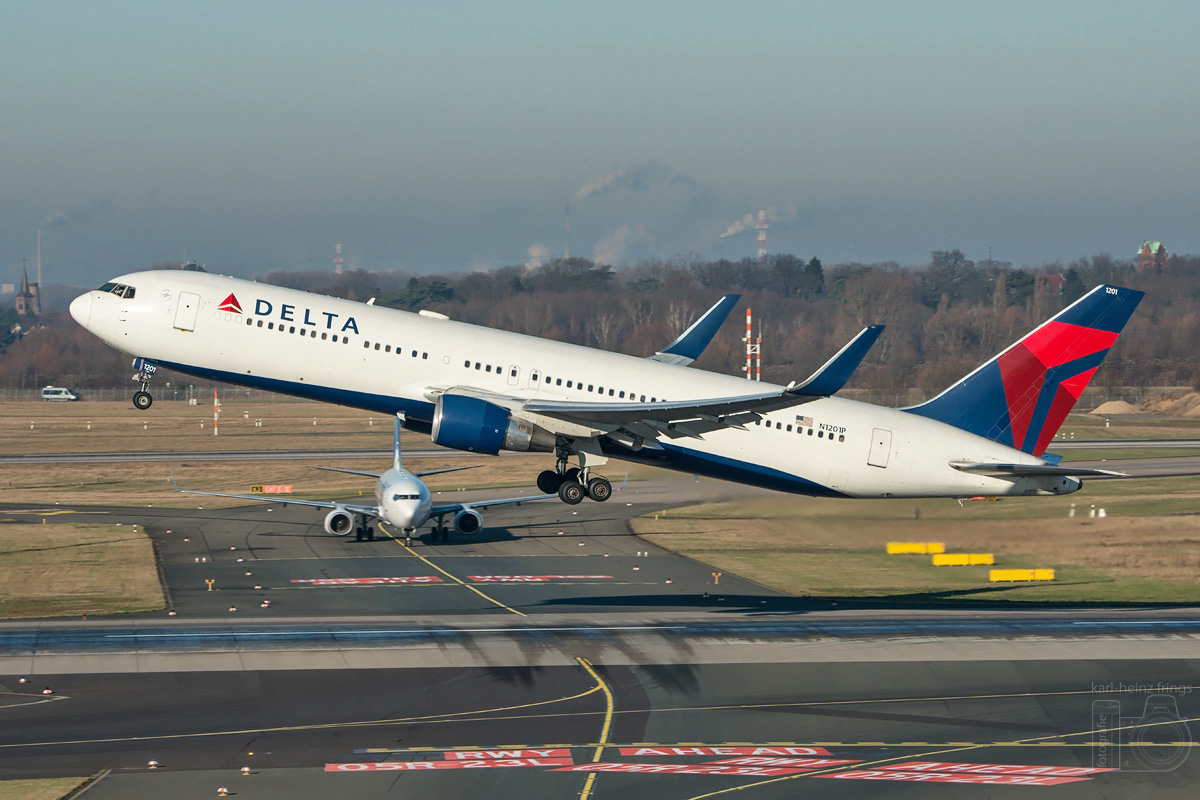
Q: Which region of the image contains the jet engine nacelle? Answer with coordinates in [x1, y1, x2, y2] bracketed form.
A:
[431, 394, 554, 455]
[454, 508, 483, 535]
[324, 508, 355, 536]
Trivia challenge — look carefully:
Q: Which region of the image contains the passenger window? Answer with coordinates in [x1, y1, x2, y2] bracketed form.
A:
[376, 343, 382, 350]
[786, 425, 792, 432]
[321, 332, 327, 339]
[385, 345, 391, 352]
[422, 353, 428, 359]
[289, 326, 295, 334]
[246, 318, 253, 326]
[464, 360, 470, 368]
[411, 350, 417, 357]
[257, 320, 263, 328]
[364, 341, 370, 348]
[839, 435, 845, 442]
[651, 397, 656, 402]
[619, 391, 625, 398]
[311, 330, 316, 338]
[755, 420, 761, 425]
[545, 376, 551, 383]
[640, 395, 646, 402]
[567, 380, 573, 388]
[486, 365, 492, 372]
[510, 368, 517, 377]
[807, 428, 813, 435]
[608, 389, 614, 396]
[475, 362, 481, 369]
[556, 379, 562, 386]
[268, 322, 274, 330]
[776, 422, 782, 430]
[818, 430, 824, 438]
[588, 384, 594, 392]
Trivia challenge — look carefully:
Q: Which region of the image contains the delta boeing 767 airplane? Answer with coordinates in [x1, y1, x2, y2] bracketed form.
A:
[69, 270, 1141, 504]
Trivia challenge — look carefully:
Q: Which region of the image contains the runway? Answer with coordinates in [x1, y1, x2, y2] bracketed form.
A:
[1, 469, 1198, 797]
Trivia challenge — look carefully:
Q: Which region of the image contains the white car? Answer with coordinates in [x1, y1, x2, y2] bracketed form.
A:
[41, 386, 81, 401]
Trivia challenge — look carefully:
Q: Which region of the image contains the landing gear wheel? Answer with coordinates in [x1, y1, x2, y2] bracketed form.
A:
[354, 526, 365, 542]
[133, 391, 153, 411]
[537, 469, 563, 494]
[364, 525, 375, 541]
[563, 467, 581, 484]
[586, 477, 612, 502]
[558, 481, 585, 505]
[404, 534, 413, 547]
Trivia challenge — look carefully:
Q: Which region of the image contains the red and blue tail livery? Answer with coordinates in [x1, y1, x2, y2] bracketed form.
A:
[905, 284, 1143, 456]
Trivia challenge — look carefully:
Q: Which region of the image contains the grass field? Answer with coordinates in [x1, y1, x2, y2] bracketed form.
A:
[0, 523, 164, 618]
[0, 401, 550, 506]
[632, 475, 1200, 604]
[0, 778, 88, 800]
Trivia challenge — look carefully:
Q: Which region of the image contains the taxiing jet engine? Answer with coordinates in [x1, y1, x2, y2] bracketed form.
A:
[431, 394, 554, 455]
[454, 508, 483, 535]
[323, 508, 355, 536]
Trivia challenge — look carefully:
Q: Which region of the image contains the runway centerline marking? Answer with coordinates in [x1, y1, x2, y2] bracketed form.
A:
[378, 523, 526, 617]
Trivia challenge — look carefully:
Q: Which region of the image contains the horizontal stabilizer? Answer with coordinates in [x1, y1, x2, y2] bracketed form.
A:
[949, 461, 1128, 479]
[311, 466, 382, 479]
[649, 294, 740, 366]
[786, 325, 885, 397]
[414, 464, 482, 478]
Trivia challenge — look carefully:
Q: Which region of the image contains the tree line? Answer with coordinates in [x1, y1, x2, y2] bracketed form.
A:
[3, 250, 1197, 398]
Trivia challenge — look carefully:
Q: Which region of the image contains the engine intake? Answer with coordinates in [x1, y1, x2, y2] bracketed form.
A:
[432, 394, 554, 455]
[454, 508, 483, 535]
[324, 508, 355, 536]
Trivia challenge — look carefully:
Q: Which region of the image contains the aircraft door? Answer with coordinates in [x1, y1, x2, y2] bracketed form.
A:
[173, 292, 200, 331]
[867, 428, 892, 468]
[507, 365, 520, 386]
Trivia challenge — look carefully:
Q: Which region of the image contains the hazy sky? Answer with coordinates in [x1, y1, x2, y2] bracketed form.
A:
[3, 1, 1198, 288]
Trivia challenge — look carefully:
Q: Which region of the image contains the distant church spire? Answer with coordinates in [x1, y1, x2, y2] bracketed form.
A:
[15, 260, 40, 316]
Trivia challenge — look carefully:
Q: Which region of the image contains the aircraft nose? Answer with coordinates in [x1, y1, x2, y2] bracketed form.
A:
[69, 292, 93, 327]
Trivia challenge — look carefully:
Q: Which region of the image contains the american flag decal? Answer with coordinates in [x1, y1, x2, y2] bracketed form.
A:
[795, 415, 813, 427]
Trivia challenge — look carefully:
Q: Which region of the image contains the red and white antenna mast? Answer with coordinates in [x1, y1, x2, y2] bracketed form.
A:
[745, 308, 761, 381]
[333, 239, 344, 275]
[756, 206, 769, 266]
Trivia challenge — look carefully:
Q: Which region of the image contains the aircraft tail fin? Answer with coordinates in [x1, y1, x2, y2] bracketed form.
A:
[393, 413, 404, 471]
[904, 284, 1143, 456]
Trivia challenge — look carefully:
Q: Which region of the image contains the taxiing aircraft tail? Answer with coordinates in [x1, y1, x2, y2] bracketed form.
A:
[904, 284, 1143, 456]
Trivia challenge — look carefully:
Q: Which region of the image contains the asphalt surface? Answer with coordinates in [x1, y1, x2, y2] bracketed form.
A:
[1, 460, 1198, 798]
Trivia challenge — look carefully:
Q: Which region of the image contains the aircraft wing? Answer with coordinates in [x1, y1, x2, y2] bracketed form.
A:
[178, 488, 380, 516]
[517, 325, 885, 438]
[430, 494, 554, 516]
[415, 464, 482, 478]
[949, 461, 1129, 478]
[647, 294, 740, 366]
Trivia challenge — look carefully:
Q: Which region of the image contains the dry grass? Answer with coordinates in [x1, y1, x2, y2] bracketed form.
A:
[0, 400, 405, 454]
[633, 483, 1200, 603]
[0, 523, 164, 618]
[0, 778, 89, 800]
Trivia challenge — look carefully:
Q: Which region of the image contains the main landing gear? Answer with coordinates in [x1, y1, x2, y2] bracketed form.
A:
[354, 521, 376, 542]
[131, 358, 157, 411]
[537, 466, 612, 506]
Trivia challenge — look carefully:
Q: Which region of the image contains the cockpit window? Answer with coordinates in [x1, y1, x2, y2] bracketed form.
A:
[392, 494, 420, 501]
[97, 283, 136, 299]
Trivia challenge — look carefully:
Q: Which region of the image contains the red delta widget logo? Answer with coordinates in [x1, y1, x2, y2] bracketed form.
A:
[253, 298, 360, 334]
[217, 294, 243, 314]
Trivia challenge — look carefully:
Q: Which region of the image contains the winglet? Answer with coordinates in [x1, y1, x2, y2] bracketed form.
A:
[787, 325, 885, 397]
[650, 294, 740, 366]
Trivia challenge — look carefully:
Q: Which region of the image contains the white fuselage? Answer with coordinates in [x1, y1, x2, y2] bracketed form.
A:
[70, 270, 1070, 499]
[374, 468, 433, 531]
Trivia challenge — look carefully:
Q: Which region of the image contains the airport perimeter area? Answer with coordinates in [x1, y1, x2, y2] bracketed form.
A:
[2, 403, 1198, 799]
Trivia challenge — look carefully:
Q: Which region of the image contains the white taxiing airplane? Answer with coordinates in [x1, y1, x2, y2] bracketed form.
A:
[179, 416, 548, 546]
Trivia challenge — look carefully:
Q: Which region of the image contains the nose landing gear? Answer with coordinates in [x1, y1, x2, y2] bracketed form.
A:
[131, 358, 158, 411]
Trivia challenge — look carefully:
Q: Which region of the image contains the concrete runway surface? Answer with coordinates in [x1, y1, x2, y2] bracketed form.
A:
[1, 462, 1197, 798]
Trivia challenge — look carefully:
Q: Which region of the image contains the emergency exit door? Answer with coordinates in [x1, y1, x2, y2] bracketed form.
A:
[867, 428, 892, 468]
[174, 292, 200, 331]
